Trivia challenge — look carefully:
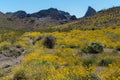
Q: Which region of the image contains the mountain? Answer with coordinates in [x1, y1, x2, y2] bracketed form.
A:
[41, 6, 120, 32]
[0, 6, 120, 32]
[0, 8, 76, 30]
[84, 6, 96, 17]
[6, 8, 77, 20]
[6, 10, 27, 18]
[31, 8, 76, 20]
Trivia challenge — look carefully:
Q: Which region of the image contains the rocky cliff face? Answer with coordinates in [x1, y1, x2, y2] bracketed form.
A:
[84, 6, 96, 17]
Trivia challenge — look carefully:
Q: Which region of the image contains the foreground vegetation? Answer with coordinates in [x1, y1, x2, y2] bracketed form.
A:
[0, 27, 120, 80]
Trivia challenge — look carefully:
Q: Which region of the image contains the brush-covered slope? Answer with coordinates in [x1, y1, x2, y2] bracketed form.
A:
[1, 27, 120, 80]
[42, 6, 120, 32]
[0, 8, 76, 31]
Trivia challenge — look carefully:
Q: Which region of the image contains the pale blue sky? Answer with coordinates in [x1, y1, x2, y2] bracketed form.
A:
[0, 0, 119, 17]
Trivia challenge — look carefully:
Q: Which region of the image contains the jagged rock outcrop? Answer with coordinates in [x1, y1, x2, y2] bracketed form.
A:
[6, 8, 76, 20]
[84, 6, 96, 17]
[30, 8, 76, 20]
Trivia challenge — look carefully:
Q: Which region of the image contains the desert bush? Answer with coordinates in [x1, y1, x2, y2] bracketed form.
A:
[15, 44, 22, 48]
[87, 73, 101, 80]
[99, 58, 113, 66]
[60, 44, 79, 48]
[32, 36, 42, 45]
[0, 45, 10, 51]
[82, 41, 104, 54]
[0, 72, 4, 77]
[82, 58, 95, 67]
[13, 69, 27, 80]
[71, 73, 101, 80]
[115, 46, 120, 51]
[42, 35, 56, 49]
[0, 68, 11, 78]
[0, 42, 11, 51]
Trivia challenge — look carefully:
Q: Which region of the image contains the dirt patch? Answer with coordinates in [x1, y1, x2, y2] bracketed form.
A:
[0, 47, 24, 68]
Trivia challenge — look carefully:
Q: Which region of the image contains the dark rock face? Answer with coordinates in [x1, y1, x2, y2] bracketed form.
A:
[13, 11, 27, 18]
[84, 6, 96, 17]
[70, 15, 77, 20]
[31, 8, 76, 20]
[1, 8, 77, 30]
[6, 10, 27, 18]
[6, 8, 76, 21]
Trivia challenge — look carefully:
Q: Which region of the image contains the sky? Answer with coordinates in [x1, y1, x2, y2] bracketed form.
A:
[0, 0, 120, 18]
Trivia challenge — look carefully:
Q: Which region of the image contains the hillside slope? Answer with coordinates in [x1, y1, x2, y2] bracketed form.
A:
[1, 27, 120, 79]
[42, 6, 120, 32]
[0, 8, 76, 31]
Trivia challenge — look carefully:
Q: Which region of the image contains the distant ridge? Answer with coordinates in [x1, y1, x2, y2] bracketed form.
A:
[0, 8, 77, 30]
[41, 6, 120, 32]
[0, 6, 120, 32]
[6, 8, 77, 20]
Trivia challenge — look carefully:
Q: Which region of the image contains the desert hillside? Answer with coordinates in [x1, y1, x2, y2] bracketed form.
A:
[0, 26, 120, 80]
[0, 3, 120, 80]
[41, 6, 120, 32]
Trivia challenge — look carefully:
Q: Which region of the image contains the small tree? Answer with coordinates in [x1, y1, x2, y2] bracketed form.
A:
[42, 35, 56, 49]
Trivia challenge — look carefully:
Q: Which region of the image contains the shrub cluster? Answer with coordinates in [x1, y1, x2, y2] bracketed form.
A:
[99, 58, 113, 66]
[82, 41, 104, 54]
[13, 69, 27, 80]
[82, 58, 95, 67]
[42, 35, 56, 49]
[115, 46, 120, 51]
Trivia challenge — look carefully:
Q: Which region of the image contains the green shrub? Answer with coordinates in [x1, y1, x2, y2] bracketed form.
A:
[0, 68, 11, 77]
[13, 69, 27, 80]
[71, 73, 101, 80]
[42, 35, 56, 49]
[32, 36, 42, 45]
[82, 58, 95, 67]
[87, 73, 101, 80]
[0, 72, 4, 77]
[2, 45, 9, 50]
[115, 46, 120, 51]
[0, 45, 10, 51]
[99, 58, 113, 66]
[82, 41, 104, 54]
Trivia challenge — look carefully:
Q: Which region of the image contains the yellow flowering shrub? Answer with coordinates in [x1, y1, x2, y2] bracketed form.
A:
[1, 27, 120, 80]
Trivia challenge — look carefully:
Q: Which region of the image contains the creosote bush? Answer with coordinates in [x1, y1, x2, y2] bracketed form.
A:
[42, 35, 56, 49]
[13, 69, 27, 80]
[32, 36, 43, 45]
[115, 46, 120, 51]
[0, 41, 12, 51]
[88, 73, 101, 80]
[99, 58, 113, 66]
[82, 58, 95, 67]
[82, 41, 104, 54]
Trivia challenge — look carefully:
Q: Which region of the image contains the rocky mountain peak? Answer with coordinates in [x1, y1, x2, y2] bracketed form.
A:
[6, 10, 27, 18]
[31, 8, 76, 20]
[84, 6, 96, 17]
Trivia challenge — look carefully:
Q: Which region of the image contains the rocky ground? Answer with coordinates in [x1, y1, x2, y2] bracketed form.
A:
[0, 46, 24, 69]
